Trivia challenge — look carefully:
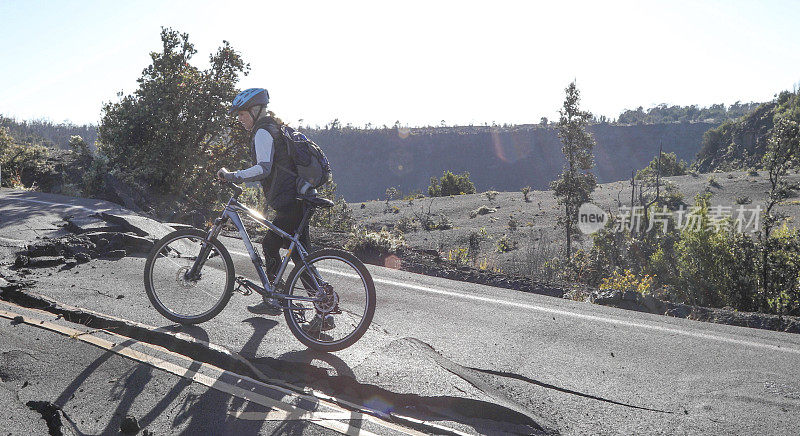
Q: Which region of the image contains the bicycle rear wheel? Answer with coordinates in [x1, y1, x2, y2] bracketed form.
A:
[284, 248, 376, 352]
[143, 228, 234, 324]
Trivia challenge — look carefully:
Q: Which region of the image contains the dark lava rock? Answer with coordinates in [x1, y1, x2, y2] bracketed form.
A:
[25, 401, 64, 436]
[25, 242, 62, 257]
[74, 252, 91, 263]
[665, 304, 692, 318]
[117, 233, 155, 253]
[14, 255, 30, 268]
[65, 214, 125, 234]
[27, 256, 66, 268]
[105, 249, 127, 258]
[622, 290, 639, 301]
[591, 289, 622, 304]
[100, 211, 176, 240]
[120, 415, 140, 434]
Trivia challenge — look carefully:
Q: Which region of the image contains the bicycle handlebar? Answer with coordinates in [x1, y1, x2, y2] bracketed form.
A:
[218, 179, 243, 199]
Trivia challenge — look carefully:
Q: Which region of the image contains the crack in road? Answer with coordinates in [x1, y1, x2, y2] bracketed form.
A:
[1, 282, 557, 434]
[0, 282, 493, 435]
[466, 367, 677, 414]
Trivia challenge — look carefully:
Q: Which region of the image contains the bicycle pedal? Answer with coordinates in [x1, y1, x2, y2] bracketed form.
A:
[234, 284, 252, 296]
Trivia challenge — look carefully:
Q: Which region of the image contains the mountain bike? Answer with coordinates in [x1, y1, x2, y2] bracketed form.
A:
[143, 180, 375, 352]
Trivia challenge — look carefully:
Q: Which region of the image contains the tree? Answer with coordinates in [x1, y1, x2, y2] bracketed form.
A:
[760, 115, 800, 313]
[636, 151, 687, 179]
[550, 81, 597, 259]
[98, 28, 250, 214]
[68, 135, 90, 155]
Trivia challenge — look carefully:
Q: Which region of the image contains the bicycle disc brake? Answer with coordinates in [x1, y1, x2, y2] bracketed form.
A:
[313, 283, 339, 313]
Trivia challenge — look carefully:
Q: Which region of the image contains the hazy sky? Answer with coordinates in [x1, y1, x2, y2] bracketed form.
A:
[1, 0, 799, 127]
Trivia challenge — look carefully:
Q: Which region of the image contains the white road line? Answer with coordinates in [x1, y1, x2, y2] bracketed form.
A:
[12, 199, 795, 356]
[228, 249, 800, 355]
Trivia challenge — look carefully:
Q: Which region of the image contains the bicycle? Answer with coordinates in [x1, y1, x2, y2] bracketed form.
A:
[143, 180, 376, 352]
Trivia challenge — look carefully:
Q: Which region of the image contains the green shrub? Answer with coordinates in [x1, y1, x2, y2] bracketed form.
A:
[0, 127, 49, 188]
[636, 152, 688, 179]
[508, 216, 518, 232]
[403, 191, 425, 202]
[82, 153, 109, 196]
[641, 181, 685, 209]
[599, 269, 655, 296]
[521, 186, 532, 202]
[672, 195, 759, 309]
[447, 247, 469, 265]
[420, 214, 452, 230]
[764, 223, 800, 315]
[467, 230, 486, 261]
[345, 226, 406, 255]
[496, 234, 517, 253]
[311, 179, 355, 232]
[395, 216, 417, 233]
[707, 175, 721, 188]
[428, 170, 476, 197]
[385, 186, 401, 201]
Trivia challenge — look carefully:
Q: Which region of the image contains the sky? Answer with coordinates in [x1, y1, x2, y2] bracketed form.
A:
[1, 0, 799, 128]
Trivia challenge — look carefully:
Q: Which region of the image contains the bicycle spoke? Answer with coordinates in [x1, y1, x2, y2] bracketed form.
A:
[146, 232, 231, 323]
[284, 250, 374, 350]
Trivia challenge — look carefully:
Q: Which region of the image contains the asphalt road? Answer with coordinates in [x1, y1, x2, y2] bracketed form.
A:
[2, 188, 800, 435]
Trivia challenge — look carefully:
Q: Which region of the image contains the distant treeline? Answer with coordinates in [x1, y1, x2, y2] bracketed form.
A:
[0, 116, 97, 151]
[0, 100, 760, 150]
[615, 101, 762, 125]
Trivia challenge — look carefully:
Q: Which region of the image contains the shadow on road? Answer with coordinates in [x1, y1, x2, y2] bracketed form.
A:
[50, 328, 281, 434]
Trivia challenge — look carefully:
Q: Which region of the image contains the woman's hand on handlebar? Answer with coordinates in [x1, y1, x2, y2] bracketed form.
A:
[217, 167, 234, 181]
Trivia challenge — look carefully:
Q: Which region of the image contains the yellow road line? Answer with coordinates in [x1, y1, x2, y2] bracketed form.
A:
[0, 307, 388, 435]
[0, 297, 430, 435]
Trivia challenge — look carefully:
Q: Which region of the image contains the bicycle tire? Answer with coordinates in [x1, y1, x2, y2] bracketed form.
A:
[143, 228, 235, 324]
[283, 248, 376, 352]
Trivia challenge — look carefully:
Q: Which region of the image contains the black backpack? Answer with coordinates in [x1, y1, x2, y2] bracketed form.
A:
[273, 125, 332, 190]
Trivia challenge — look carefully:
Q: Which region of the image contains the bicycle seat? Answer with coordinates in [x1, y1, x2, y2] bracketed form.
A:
[297, 194, 335, 208]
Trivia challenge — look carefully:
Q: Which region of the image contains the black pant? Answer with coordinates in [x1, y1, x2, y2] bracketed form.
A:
[262, 200, 310, 280]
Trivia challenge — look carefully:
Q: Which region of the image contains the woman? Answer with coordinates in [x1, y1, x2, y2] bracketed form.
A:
[217, 88, 310, 316]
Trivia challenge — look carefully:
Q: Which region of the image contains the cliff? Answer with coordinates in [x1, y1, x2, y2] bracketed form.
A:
[309, 122, 717, 202]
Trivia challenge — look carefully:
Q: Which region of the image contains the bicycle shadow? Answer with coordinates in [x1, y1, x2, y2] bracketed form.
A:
[50, 324, 279, 435]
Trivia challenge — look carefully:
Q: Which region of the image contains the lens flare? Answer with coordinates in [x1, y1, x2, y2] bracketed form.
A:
[384, 254, 401, 269]
[490, 130, 531, 163]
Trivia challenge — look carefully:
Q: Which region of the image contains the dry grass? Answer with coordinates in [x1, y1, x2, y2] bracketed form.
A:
[348, 169, 800, 282]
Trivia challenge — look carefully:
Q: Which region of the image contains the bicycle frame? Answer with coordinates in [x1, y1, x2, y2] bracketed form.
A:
[189, 194, 323, 304]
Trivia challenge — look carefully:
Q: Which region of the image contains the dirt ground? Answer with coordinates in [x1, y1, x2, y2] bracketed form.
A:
[349, 169, 800, 277]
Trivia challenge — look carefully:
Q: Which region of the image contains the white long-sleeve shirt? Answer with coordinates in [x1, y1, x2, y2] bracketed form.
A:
[233, 129, 274, 182]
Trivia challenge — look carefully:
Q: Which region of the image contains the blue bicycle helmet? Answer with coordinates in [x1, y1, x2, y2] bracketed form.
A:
[229, 88, 269, 115]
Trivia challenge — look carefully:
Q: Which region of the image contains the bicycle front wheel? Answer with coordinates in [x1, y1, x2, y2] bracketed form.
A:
[284, 248, 376, 352]
[143, 228, 234, 324]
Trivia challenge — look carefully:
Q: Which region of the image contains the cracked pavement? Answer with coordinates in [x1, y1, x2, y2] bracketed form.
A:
[2, 188, 800, 435]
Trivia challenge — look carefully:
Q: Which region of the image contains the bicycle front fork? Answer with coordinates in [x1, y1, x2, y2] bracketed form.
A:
[186, 217, 226, 280]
